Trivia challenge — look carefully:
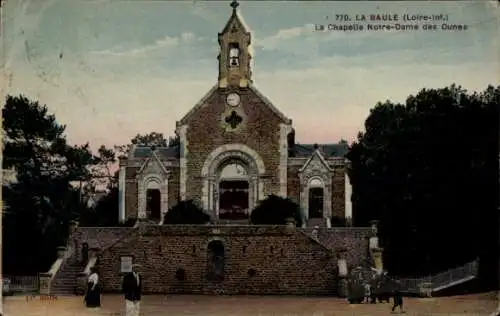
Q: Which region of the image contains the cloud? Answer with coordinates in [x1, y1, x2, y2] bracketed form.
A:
[90, 35, 180, 57]
[6, 44, 497, 152]
[89, 32, 204, 58]
[255, 24, 315, 51]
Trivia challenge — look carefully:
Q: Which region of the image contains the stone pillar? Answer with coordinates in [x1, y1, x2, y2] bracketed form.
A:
[324, 178, 332, 227]
[337, 248, 349, 297]
[311, 226, 319, 240]
[369, 220, 379, 249]
[278, 123, 292, 197]
[68, 220, 79, 234]
[177, 124, 188, 201]
[118, 158, 127, 223]
[207, 176, 215, 217]
[89, 247, 101, 259]
[57, 246, 67, 259]
[371, 247, 384, 271]
[160, 177, 169, 224]
[137, 178, 146, 219]
[344, 162, 352, 218]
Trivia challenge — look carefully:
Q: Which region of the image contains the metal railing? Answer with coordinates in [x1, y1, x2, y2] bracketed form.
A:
[4, 275, 40, 293]
[397, 259, 479, 293]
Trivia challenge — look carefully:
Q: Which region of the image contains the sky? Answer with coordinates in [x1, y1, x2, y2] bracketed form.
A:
[2, 0, 498, 150]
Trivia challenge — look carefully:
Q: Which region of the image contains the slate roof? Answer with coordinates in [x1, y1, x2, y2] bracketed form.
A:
[129, 143, 347, 160]
[292, 143, 348, 158]
[131, 146, 180, 159]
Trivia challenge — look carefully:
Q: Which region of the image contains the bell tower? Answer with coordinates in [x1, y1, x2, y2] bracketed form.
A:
[217, 0, 253, 88]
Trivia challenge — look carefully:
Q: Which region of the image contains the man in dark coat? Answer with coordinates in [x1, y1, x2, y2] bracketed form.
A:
[122, 263, 142, 316]
[391, 280, 404, 313]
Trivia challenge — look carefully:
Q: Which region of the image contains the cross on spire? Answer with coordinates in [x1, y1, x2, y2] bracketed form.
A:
[230, 0, 239, 10]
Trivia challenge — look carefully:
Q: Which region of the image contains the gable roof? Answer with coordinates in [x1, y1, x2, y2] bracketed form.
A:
[131, 146, 180, 160]
[299, 149, 332, 172]
[177, 83, 291, 127]
[293, 143, 348, 158]
[137, 149, 169, 174]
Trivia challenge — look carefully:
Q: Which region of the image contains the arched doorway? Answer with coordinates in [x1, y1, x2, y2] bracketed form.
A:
[201, 144, 266, 217]
[146, 189, 161, 221]
[207, 240, 225, 281]
[218, 162, 249, 220]
[308, 178, 324, 219]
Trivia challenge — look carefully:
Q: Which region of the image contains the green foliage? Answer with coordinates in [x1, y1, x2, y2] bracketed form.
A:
[78, 187, 120, 227]
[163, 200, 211, 224]
[2, 95, 96, 274]
[250, 194, 302, 226]
[347, 85, 498, 280]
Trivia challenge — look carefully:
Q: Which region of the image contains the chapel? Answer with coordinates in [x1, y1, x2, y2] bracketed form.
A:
[117, 0, 353, 228]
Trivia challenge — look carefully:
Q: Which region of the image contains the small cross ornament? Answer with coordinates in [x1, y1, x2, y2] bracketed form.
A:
[230, 0, 239, 10]
[225, 111, 243, 129]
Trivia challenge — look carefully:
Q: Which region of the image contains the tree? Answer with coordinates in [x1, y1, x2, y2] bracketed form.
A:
[114, 132, 179, 159]
[163, 200, 210, 224]
[250, 194, 303, 226]
[347, 85, 498, 285]
[2, 95, 96, 273]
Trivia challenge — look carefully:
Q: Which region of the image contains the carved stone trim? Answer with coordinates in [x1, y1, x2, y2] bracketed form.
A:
[345, 171, 352, 219]
[299, 153, 333, 225]
[279, 123, 292, 197]
[137, 172, 169, 222]
[118, 165, 126, 223]
[201, 144, 265, 214]
[177, 124, 188, 200]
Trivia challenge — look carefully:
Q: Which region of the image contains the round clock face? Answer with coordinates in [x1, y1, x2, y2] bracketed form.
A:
[226, 93, 241, 106]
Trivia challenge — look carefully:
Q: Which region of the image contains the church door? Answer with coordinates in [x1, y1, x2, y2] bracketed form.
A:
[146, 189, 161, 221]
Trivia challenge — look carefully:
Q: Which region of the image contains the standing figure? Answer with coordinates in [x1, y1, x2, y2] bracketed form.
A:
[85, 267, 101, 308]
[391, 280, 404, 313]
[122, 263, 142, 316]
[364, 282, 371, 303]
[370, 283, 377, 304]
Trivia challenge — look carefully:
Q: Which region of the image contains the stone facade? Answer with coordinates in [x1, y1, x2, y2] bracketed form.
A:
[69, 225, 373, 295]
[117, 3, 352, 228]
[51, 3, 382, 297]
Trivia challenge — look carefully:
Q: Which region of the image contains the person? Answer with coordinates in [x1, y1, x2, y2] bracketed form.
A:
[122, 263, 142, 316]
[85, 267, 101, 308]
[370, 283, 377, 304]
[391, 280, 404, 313]
[364, 282, 371, 303]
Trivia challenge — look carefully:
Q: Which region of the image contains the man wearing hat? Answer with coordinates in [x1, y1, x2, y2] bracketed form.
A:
[122, 263, 142, 316]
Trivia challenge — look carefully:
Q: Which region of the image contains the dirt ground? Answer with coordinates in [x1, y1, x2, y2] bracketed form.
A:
[3, 292, 498, 316]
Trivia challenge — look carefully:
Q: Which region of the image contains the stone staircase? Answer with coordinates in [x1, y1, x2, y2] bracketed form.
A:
[50, 262, 82, 295]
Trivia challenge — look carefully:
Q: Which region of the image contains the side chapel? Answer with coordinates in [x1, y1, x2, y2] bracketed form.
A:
[118, 1, 353, 227]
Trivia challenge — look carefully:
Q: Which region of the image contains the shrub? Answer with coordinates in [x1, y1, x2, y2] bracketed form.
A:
[163, 200, 210, 224]
[250, 194, 302, 227]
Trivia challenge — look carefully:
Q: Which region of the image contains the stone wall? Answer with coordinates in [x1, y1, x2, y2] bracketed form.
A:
[70, 225, 372, 296]
[303, 227, 372, 268]
[70, 227, 135, 263]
